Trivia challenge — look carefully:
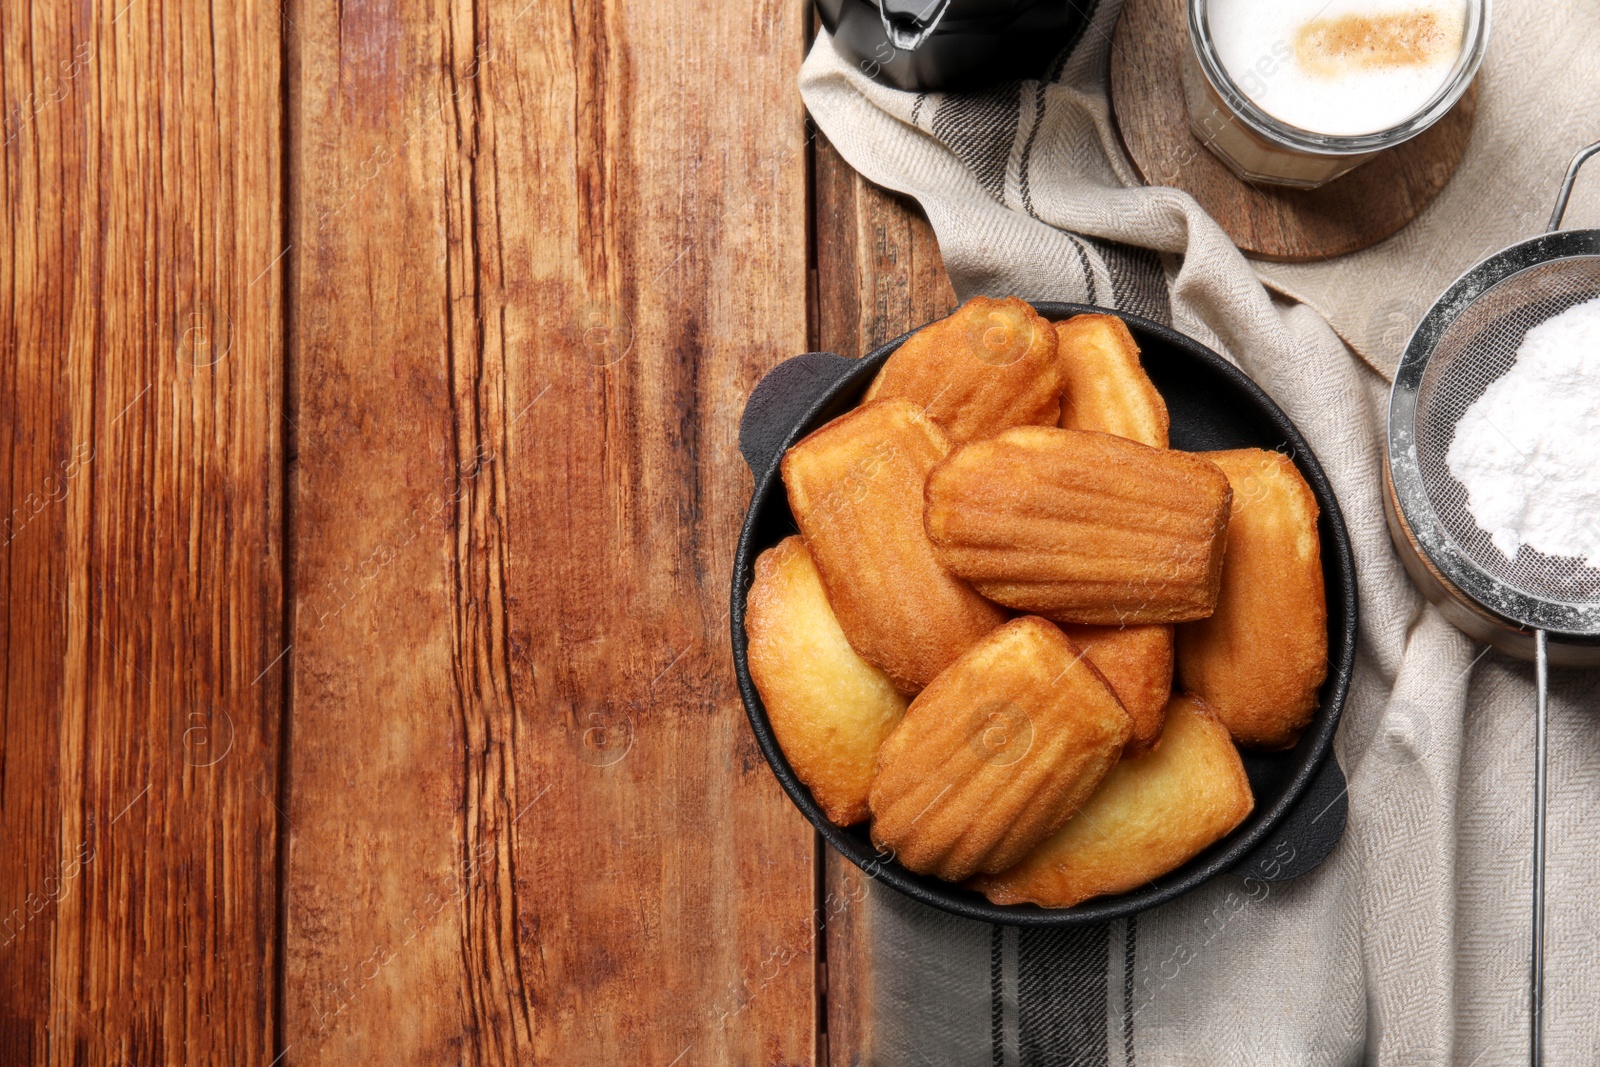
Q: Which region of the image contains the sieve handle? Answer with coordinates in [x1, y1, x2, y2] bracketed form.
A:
[1547, 141, 1600, 232]
[1530, 630, 1549, 1066]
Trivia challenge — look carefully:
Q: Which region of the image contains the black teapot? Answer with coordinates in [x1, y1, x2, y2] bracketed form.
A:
[817, 0, 1097, 92]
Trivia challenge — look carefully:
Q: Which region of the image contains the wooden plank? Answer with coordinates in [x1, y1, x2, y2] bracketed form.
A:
[811, 134, 957, 1066]
[814, 138, 958, 360]
[283, 0, 816, 1061]
[0, 1, 286, 1063]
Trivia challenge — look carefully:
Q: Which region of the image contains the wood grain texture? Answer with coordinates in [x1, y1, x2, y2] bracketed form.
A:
[283, 0, 503, 1056]
[0, 1, 286, 1063]
[284, 0, 816, 1062]
[812, 134, 957, 1066]
[1110, 0, 1477, 262]
[814, 139, 959, 359]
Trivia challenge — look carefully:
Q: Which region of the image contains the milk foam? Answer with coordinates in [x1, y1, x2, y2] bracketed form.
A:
[1207, 0, 1468, 136]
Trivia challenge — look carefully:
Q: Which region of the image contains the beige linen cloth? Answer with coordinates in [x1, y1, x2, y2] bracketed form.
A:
[800, 2, 1600, 1063]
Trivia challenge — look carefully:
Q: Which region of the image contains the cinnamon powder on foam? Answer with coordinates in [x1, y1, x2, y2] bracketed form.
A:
[1294, 11, 1457, 77]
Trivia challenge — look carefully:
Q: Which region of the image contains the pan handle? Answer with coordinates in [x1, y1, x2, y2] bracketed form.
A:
[1239, 755, 1348, 883]
[1547, 140, 1600, 232]
[739, 351, 861, 481]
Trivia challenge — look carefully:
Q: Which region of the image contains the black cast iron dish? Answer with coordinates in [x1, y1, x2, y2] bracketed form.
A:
[731, 302, 1357, 925]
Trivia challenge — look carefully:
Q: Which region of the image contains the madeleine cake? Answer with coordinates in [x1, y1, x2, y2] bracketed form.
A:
[782, 399, 1005, 692]
[1059, 623, 1174, 757]
[863, 296, 1062, 443]
[924, 427, 1233, 625]
[745, 537, 910, 825]
[1056, 314, 1170, 449]
[1176, 448, 1328, 749]
[868, 617, 1132, 882]
[970, 693, 1253, 908]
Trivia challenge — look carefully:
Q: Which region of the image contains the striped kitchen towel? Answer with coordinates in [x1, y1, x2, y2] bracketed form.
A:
[800, 1, 1600, 1063]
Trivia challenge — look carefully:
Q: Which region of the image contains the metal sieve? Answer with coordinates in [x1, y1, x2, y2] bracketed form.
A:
[1386, 140, 1600, 1066]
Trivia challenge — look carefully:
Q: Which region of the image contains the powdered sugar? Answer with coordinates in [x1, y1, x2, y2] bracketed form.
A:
[1446, 296, 1600, 565]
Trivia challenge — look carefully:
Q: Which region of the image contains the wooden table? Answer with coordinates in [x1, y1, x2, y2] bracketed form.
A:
[1, 3, 952, 1062]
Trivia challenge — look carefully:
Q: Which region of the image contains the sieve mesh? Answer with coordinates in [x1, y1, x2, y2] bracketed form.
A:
[1413, 256, 1600, 605]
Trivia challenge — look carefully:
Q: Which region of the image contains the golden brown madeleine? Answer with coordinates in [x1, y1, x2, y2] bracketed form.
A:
[782, 399, 1005, 692]
[1059, 623, 1173, 757]
[1176, 449, 1328, 749]
[970, 693, 1253, 909]
[745, 537, 910, 826]
[868, 617, 1132, 882]
[1056, 314, 1170, 448]
[925, 427, 1233, 625]
[861, 296, 1062, 443]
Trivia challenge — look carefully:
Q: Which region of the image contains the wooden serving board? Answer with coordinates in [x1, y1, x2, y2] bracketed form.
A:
[1109, 0, 1478, 262]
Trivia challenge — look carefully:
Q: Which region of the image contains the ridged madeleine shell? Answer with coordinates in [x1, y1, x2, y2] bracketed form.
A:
[782, 399, 1005, 692]
[868, 617, 1132, 882]
[970, 693, 1253, 908]
[1059, 623, 1173, 757]
[863, 296, 1061, 444]
[924, 427, 1232, 625]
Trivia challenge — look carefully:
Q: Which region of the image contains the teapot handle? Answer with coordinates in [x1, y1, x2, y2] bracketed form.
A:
[878, 0, 954, 52]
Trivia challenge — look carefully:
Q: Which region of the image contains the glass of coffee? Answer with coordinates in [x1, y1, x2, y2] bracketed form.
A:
[1182, 0, 1490, 188]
